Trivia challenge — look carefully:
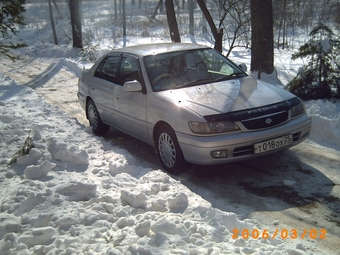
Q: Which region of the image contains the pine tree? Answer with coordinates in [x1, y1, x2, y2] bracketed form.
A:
[0, 0, 26, 60]
[287, 24, 340, 100]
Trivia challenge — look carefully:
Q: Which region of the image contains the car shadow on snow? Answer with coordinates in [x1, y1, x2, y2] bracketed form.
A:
[101, 127, 340, 227]
[183, 149, 340, 224]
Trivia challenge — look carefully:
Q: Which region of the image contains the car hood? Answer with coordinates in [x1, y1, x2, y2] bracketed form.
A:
[157, 76, 295, 116]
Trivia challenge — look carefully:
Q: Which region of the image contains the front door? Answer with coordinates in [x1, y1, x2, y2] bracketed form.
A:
[113, 54, 148, 141]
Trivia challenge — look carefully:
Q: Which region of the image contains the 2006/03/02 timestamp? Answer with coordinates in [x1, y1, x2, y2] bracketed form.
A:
[232, 228, 327, 240]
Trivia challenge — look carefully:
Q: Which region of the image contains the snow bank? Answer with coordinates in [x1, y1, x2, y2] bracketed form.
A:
[304, 99, 340, 150]
[0, 73, 321, 254]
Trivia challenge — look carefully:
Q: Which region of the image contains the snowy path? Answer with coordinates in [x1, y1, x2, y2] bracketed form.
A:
[1, 55, 340, 254]
[0, 56, 87, 126]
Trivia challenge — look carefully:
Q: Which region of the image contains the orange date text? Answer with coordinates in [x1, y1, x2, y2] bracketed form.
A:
[231, 228, 327, 240]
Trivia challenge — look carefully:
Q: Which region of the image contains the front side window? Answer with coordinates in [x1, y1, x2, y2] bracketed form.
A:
[144, 48, 246, 91]
[118, 56, 143, 86]
[94, 56, 120, 83]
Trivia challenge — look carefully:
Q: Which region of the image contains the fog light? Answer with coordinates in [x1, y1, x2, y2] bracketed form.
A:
[211, 150, 228, 158]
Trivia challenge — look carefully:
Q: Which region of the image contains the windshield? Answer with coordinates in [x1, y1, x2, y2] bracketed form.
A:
[144, 48, 246, 92]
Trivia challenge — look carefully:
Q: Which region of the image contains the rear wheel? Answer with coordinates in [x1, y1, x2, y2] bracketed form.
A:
[156, 124, 187, 174]
[87, 99, 109, 136]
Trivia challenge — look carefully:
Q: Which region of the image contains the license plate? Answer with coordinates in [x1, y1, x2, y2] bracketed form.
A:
[254, 135, 293, 154]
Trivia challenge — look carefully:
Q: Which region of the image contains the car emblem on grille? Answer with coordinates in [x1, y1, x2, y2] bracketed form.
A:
[265, 118, 272, 124]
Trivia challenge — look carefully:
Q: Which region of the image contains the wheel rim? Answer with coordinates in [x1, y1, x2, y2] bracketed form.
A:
[158, 132, 176, 168]
[88, 104, 98, 129]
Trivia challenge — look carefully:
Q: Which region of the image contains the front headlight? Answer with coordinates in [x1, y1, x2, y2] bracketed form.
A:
[291, 101, 306, 118]
[189, 121, 240, 134]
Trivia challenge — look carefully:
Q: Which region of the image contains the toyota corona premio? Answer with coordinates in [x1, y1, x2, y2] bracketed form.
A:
[78, 43, 312, 174]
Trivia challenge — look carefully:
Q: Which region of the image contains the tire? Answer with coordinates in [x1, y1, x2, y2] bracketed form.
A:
[156, 124, 187, 174]
[86, 99, 109, 136]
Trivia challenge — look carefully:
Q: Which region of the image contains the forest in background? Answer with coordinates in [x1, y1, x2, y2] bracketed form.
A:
[2, 0, 340, 99]
[22, 0, 340, 52]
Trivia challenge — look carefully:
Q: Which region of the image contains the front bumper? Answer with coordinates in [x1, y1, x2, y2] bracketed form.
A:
[177, 114, 312, 165]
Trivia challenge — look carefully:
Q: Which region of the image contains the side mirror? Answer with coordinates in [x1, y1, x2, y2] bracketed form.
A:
[239, 63, 247, 73]
[124, 80, 142, 92]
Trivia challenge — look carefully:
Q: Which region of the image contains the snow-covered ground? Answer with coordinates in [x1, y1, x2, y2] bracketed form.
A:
[1, 45, 340, 255]
[1, 62, 339, 254]
[1, 2, 340, 255]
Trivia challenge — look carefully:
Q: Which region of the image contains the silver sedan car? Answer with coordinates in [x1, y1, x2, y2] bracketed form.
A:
[78, 43, 312, 174]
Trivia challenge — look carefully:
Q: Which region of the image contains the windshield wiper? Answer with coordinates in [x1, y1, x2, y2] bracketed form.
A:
[176, 77, 214, 89]
[214, 72, 245, 82]
[176, 72, 245, 89]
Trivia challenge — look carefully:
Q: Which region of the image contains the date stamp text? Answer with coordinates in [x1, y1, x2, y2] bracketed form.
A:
[232, 228, 327, 240]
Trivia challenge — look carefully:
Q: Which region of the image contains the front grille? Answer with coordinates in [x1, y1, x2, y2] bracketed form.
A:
[241, 111, 288, 130]
[233, 145, 253, 157]
[293, 131, 301, 142]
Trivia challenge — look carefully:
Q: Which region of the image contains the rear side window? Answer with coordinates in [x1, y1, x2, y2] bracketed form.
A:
[94, 56, 120, 83]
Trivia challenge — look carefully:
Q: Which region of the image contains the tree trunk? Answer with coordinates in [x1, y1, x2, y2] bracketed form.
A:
[113, 0, 117, 42]
[250, 0, 274, 74]
[201, 0, 207, 34]
[165, 0, 181, 42]
[122, 0, 126, 37]
[51, 0, 61, 18]
[197, 0, 223, 52]
[282, 0, 287, 50]
[48, 0, 58, 45]
[151, 0, 163, 19]
[70, 0, 83, 48]
[188, 0, 194, 36]
[123, 0, 127, 46]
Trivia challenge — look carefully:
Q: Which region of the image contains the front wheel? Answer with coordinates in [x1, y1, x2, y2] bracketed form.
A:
[156, 125, 187, 174]
[86, 99, 109, 136]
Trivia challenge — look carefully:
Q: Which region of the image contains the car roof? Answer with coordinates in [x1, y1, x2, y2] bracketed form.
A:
[110, 43, 210, 57]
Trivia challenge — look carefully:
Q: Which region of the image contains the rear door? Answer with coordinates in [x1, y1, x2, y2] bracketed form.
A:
[91, 54, 121, 124]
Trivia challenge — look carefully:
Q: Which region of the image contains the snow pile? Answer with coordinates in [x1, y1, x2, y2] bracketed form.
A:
[304, 99, 340, 150]
[0, 72, 308, 254]
[0, 73, 319, 254]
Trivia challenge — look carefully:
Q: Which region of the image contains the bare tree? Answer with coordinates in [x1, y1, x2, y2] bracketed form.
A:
[165, 0, 181, 42]
[197, 0, 223, 52]
[151, 0, 164, 19]
[273, 0, 288, 49]
[48, 0, 58, 45]
[113, 0, 117, 42]
[123, 0, 126, 46]
[51, 0, 61, 18]
[215, 0, 251, 57]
